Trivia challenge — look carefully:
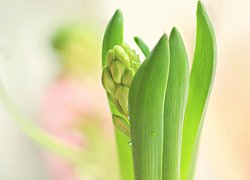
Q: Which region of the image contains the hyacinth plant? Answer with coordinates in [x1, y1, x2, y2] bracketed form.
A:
[0, 1, 216, 180]
[101, 1, 216, 180]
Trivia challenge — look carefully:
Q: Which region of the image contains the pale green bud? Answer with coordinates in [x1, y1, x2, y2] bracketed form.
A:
[121, 68, 135, 87]
[109, 61, 126, 84]
[102, 67, 116, 94]
[106, 49, 116, 66]
[121, 43, 140, 64]
[131, 61, 140, 71]
[115, 85, 129, 116]
[130, 50, 140, 63]
[107, 93, 125, 115]
[113, 45, 130, 68]
[112, 115, 131, 138]
[121, 43, 131, 52]
[102, 43, 140, 121]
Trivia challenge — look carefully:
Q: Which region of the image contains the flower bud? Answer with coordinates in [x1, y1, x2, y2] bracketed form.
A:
[113, 45, 130, 68]
[121, 43, 140, 64]
[107, 93, 125, 115]
[106, 49, 116, 66]
[109, 61, 126, 84]
[115, 85, 129, 116]
[131, 61, 140, 71]
[102, 43, 140, 121]
[121, 68, 135, 87]
[112, 115, 131, 138]
[102, 67, 116, 94]
[121, 43, 130, 52]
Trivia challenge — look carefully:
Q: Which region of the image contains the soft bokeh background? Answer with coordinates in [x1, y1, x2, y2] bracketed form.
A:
[0, 0, 250, 179]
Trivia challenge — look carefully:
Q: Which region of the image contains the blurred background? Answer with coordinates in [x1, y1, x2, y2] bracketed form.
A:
[0, 0, 249, 179]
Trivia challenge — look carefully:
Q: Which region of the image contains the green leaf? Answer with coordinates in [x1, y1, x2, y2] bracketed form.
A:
[115, 131, 134, 180]
[102, 9, 134, 180]
[181, 1, 217, 180]
[102, 9, 123, 67]
[134, 36, 150, 57]
[129, 34, 170, 180]
[163, 28, 189, 180]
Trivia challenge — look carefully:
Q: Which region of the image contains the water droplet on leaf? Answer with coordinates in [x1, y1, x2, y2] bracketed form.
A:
[128, 140, 132, 146]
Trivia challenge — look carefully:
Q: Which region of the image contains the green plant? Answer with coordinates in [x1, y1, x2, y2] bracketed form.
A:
[0, 1, 216, 179]
[101, 1, 216, 180]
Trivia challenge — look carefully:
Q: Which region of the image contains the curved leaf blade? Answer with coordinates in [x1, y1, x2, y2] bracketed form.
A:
[163, 28, 189, 180]
[134, 36, 150, 57]
[129, 34, 170, 180]
[181, 1, 217, 180]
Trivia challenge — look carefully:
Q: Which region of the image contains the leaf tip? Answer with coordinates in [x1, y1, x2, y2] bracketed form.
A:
[161, 33, 168, 40]
[110, 9, 123, 25]
[157, 33, 168, 48]
[114, 9, 123, 18]
[197, 1, 207, 16]
[197, 0, 203, 7]
[134, 36, 139, 42]
[170, 27, 180, 37]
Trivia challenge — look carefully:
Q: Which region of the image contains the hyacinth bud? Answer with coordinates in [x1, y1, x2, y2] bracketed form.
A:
[107, 93, 125, 115]
[102, 43, 140, 120]
[113, 45, 130, 68]
[102, 67, 116, 94]
[120, 43, 130, 52]
[131, 61, 140, 71]
[121, 43, 140, 64]
[110, 61, 126, 84]
[113, 115, 131, 138]
[106, 49, 116, 66]
[102, 43, 140, 138]
[121, 68, 135, 87]
[115, 85, 129, 116]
